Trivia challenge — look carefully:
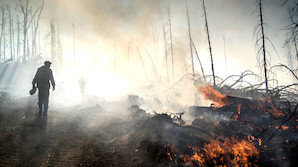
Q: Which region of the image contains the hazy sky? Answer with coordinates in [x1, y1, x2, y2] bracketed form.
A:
[1, 0, 296, 87]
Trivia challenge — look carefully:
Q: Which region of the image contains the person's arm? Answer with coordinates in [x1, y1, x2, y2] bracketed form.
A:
[32, 70, 39, 88]
[50, 70, 56, 91]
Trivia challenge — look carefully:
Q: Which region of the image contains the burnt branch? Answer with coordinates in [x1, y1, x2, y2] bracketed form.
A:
[270, 64, 298, 81]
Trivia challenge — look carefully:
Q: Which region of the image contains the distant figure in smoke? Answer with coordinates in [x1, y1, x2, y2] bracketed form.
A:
[79, 75, 86, 96]
[32, 61, 55, 117]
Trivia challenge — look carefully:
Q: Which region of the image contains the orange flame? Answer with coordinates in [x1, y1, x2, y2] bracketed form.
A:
[182, 138, 259, 166]
[198, 85, 229, 108]
[183, 146, 205, 165]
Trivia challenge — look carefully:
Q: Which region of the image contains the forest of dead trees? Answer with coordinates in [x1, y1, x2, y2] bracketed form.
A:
[0, 1, 297, 166]
[0, 0, 62, 67]
[0, 0, 297, 98]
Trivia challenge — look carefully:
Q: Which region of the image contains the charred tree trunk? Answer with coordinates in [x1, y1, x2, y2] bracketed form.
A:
[0, 6, 5, 62]
[168, 6, 174, 83]
[38, 28, 41, 55]
[163, 24, 169, 82]
[18, 0, 43, 61]
[191, 39, 206, 83]
[146, 48, 158, 80]
[57, 21, 62, 70]
[283, 0, 298, 60]
[12, 18, 15, 61]
[186, 0, 195, 76]
[8, 5, 13, 60]
[31, 0, 44, 58]
[151, 22, 158, 72]
[51, 21, 56, 64]
[294, 35, 298, 60]
[3, 16, 6, 61]
[258, 0, 269, 93]
[17, 16, 20, 61]
[19, 0, 29, 62]
[202, 0, 216, 86]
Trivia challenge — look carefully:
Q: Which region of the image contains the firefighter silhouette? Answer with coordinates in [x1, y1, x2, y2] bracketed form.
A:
[32, 61, 55, 117]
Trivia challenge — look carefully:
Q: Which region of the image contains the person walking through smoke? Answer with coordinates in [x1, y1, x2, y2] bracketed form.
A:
[79, 75, 86, 96]
[32, 61, 55, 117]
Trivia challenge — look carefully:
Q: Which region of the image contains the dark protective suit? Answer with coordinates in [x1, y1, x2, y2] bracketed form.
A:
[32, 66, 55, 115]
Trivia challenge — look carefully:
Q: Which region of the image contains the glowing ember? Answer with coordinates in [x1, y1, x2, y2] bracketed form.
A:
[248, 135, 262, 146]
[182, 138, 259, 166]
[281, 125, 289, 131]
[258, 98, 286, 118]
[234, 104, 242, 120]
[198, 85, 229, 108]
[237, 104, 242, 114]
[165, 144, 178, 163]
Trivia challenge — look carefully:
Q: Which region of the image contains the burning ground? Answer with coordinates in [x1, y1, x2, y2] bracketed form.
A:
[0, 85, 297, 167]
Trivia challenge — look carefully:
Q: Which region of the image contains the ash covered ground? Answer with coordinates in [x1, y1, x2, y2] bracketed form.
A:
[0, 93, 187, 167]
[0, 89, 297, 167]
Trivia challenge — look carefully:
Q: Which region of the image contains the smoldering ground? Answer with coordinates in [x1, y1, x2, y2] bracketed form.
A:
[0, 60, 208, 166]
[0, 85, 206, 166]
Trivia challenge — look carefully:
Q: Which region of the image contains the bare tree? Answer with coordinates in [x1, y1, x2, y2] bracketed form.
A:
[168, 6, 174, 83]
[202, 0, 216, 86]
[259, 0, 268, 92]
[0, 6, 5, 62]
[185, 0, 195, 76]
[283, 0, 298, 60]
[51, 21, 56, 64]
[31, 0, 44, 58]
[191, 39, 206, 83]
[163, 24, 169, 82]
[7, 5, 13, 60]
[16, 0, 44, 62]
[254, 0, 272, 93]
[16, 15, 20, 61]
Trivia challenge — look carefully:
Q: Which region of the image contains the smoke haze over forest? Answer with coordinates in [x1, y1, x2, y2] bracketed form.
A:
[0, 1, 297, 166]
[0, 0, 296, 105]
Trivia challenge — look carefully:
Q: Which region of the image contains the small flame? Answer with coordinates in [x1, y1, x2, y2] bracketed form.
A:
[183, 146, 204, 165]
[198, 85, 228, 108]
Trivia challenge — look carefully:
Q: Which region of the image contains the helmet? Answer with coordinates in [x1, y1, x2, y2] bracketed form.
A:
[44, 61, 52, 65]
